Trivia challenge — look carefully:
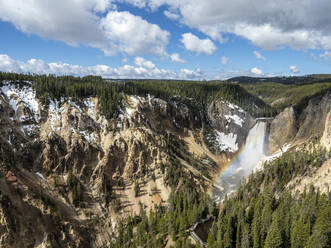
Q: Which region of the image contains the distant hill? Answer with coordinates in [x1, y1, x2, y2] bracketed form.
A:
[226, 74, 331, 85]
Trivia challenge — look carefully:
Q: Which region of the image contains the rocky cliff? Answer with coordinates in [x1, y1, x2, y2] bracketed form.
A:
[0, 80, 256, 247]
[1, 78, 330, 247]
[321, 112, 331, 151]
[207, 100, 255, 149]
[268, 107, 297, 153]
[268, 92, 331, 153]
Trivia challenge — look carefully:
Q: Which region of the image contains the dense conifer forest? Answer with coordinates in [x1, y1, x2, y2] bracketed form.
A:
[111, 143, 331, 248]
[0, 72, 275, 118]
[2, 72, 331, 120]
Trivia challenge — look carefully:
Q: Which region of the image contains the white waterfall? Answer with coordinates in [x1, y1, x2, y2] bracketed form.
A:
[214, 121, 267, 201]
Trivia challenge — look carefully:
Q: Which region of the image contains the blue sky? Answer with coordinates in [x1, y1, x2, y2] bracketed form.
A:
[1, 0, 331, 80]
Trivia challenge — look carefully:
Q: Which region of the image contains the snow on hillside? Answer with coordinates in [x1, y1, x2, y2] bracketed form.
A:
[80, 130, 98, 143]
[1, 82, 39, 122]
[48, 99, 63, 132]
[228, 102, 245, 113]
[215, 130, 238, 153]
[84, 99, 97, 120]
[225, 114, 243, 127]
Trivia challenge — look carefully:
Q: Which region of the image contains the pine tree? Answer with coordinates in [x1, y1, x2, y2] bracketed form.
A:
[264, 214, 283, 248]
[291, 220, 309, 248]
[305, 206, 331, 248]
[240, 223, 250, 248]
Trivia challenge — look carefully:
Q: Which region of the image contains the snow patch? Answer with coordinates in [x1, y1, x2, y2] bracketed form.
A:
[48, 99, 63, 132]
[130, 95, 140, 104]
[84, 98, 97, 120]
[126, 108, 134, 116]
[1, 82, 39, 122]
[68, 99, 82, 112]
[21, 124, 36, 136]
[83, 99, 94, 108]
[228, 102, 245, 113]
[215, 130, 238, 152]
[80, 130, 97, 143]
[225, 114, 244, 127]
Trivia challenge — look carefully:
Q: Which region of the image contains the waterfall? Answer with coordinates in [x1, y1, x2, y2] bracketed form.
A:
[214, 121, 267, 202]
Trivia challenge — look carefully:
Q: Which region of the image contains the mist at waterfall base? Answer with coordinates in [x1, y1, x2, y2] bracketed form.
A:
[214, 122, 267, 202]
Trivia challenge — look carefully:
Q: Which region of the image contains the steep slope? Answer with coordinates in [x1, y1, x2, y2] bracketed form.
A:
[268, 91, 331, 152]
[0, 77, 261, 247]
[0, 73, 330, 248]
[111, 86, 331, 248]
[321, 112, 331, 151]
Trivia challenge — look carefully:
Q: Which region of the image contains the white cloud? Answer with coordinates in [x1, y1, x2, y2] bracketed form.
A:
[170, 53, 185, 63]
[130, 0, 331, 51]
[0, 0, 169, 56]
[164, 10, 180, 20]
[100, 11, 169, 56]
[0, 54, 285, 80]
[180, 33, 217, 55]
[289, 65, 299, 73]
[4, 0, 331, 55]
[134, 57, 155, 69]
[250, 67, 264, 76]
[253, 51, 265, 60]
[0, 54, 204, 80]
[221, 56, 229, 65]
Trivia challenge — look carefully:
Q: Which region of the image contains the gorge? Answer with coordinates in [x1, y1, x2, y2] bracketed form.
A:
[0, 73, 330, 247]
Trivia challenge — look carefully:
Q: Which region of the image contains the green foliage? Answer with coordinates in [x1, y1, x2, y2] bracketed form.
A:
[111, 183, 214, 248]
[0, 72, 273, 119]
[264, 214, 283, 248]
[242, 81, 331, 115]
[305, 203, 331, 248]
[205, 145, 329, 248]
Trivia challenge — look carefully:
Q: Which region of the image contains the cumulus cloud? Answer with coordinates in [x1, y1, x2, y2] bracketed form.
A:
[164, 10, 180, 20]
[100, 11, 169, 56]
[289, 65, 299, 73]
[180, 33, 216, 55]
[221, 56, 229, 65]
[0, 0, 169, 56]
[129, 0, 331, 51]
[0, 54, 281, 80]
[170, 53, 185, 63]
[0, 54, 203, 80]
[250, 67, 264, 76]
[134, 57, 155, 69]
[253, 51, 265, 60]
[3, 0, 331, 57]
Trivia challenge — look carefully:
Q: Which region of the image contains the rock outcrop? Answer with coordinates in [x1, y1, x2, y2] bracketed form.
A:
[268, 93, 331, 153]
[295, 92, 331, 142]
[321, 112, 331, 151]
[1, 82, 242, 247]
[268, 107, 297, 153]
[207, 100, 255, 148]
[2, 79, 329, 248]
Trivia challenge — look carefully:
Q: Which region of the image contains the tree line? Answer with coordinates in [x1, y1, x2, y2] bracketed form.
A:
[0, 72, 275, 118]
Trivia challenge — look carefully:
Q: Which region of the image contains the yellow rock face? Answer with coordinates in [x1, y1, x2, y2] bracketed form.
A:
[321, 112, 331, 151]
